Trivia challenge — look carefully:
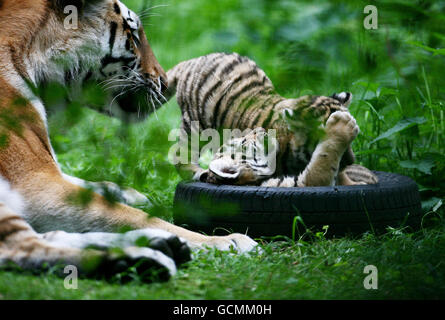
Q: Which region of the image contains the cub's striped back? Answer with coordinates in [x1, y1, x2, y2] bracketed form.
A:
[167, 53, 281, 132]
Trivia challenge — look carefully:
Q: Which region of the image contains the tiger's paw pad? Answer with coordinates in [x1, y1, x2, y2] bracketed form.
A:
[119, 229, 192, 266]
[98, 246, 177, 282]
[326, 111, 359, 144]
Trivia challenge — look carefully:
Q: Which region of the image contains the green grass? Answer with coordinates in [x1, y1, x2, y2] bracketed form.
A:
[1, 0, 445, 299]
[1, 229, 445, 299]
[2, 227, 445, 299]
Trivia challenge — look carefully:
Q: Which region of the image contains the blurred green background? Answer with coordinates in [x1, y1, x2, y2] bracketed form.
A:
[3, 0, 443, 299]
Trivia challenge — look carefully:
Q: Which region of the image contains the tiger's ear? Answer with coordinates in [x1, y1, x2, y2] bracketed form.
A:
[281, 108, 299, 128]
[209, 158, 241, 181]
[331, 92, 353, 108]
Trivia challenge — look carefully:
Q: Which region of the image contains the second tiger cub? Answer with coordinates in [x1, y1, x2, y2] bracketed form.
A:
[166, 53, 377, 187]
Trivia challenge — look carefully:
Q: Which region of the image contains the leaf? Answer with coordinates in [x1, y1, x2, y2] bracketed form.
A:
[354, 147, 392, 156]
[417, 183, 440, 192]
[421, 197, 443, 212]
[369, 117, 427, 144]
[379, 87, 399, 97]
[407, 41, 445, 56]
[354, 81, 380, 93]
[433, 200, 443, 213]
[399, 159, 435, 175]
[134, 236, 150, 247]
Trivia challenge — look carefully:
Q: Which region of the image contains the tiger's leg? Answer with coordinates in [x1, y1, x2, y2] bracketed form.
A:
[338, 164, 379, 186]
[42, 228, 191, 267]
[261, 176, 298, 187]
[0, 202, 179, 279]
[337, 170, 364, 186]
[296, 111, 359, 187]
[261, 156, 378, 188]
[4, 125, 256, 255]
[17, 171, 257, 253]
[0, 198, 83, 271]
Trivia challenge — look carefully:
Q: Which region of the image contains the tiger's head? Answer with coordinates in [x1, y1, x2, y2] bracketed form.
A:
[205, 128, 279, 185]
[10, 0, 167, 120]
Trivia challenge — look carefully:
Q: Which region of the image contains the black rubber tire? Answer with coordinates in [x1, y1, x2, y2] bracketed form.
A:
[173, 171, 422, 238]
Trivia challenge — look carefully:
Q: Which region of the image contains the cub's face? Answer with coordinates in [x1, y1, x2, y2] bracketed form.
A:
[44, 0, 167, 120]
[207, 128, 279, 185]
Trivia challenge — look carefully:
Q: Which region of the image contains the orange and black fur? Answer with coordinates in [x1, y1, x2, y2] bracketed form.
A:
[0, 1, 257, 279]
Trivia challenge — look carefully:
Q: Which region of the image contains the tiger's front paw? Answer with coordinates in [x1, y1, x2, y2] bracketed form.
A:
[86, 246, 177, 282]
[119, 229, 192, 266]
[211, 234, 259, 253]
[325, 111, 359, 145]
[190, 233, 259, 254]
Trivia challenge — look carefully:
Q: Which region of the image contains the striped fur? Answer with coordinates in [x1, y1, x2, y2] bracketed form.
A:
[167, 53, 378, 187]
[0, 2, 257, 279]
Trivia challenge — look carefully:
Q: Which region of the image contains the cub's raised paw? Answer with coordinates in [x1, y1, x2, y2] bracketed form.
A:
[326, 111, 359, 144]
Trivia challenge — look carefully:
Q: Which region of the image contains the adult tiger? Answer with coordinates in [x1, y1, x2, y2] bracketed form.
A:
[0, 1, 257, 280]
[167, 53, 378, 187]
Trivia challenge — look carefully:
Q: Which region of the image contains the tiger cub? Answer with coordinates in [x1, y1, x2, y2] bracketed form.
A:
[167, 53, 377, 187]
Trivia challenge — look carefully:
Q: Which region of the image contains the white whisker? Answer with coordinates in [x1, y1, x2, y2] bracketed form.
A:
[152, 93, 162, 108]
[149, 94, 159, 120]
[108, 89, 127, 113]
[138, 4, 170, 16]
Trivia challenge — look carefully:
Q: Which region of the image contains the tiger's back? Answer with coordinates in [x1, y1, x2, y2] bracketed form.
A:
[167, 53, 285, 133]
